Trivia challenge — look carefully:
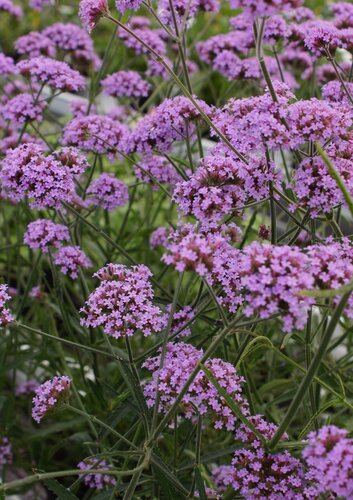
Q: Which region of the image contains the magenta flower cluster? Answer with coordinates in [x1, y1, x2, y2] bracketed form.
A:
[87, 173, 129, 211]
[0, 285, 14, 327]
[78, 458, 117, 490]
[80, 263, 167, 338]
[32, 375, 71, 423]
[24, 219, 70, 253]
[143, 342, 248, 430]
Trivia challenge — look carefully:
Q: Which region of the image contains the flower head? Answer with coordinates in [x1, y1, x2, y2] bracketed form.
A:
[102, 70, 150, 98]
[32, 375, 71, 423]
[17, 57, 85, 93]
[78, 458, 117, 489]
[79, 0, 110, 32]
[53, 246, 92, 279]
[143, 342, 248, 430]
[87, 173, 129, 211]
[0, 285, 14, 327]
[303, 425, 353, 497]
[24, 219, 70, 253]
[80, 264, 167, 338]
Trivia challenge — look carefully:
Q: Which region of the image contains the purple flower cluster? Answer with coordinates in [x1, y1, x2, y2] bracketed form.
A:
[0, 0, 22, 17]
[17, 57, 85, 93]
[166, 304, 195, 337]
[162, 224, 243, 312]
[32, 375, 71, 423]
[303, 425, 353, 497]
[128, 96, 210, 154]
[304, 21, 341, 56]
[62, 115, 128, 159]
[43, 22, 100, 68]
[80, 263, 167, 338]
[0, 437, 12, 465]
[292, 141, 353, 216]
[0, 144, 79, 209]
[79, 0, 110, 33]
[15, 32, 56, 58]
[143, 342, 248, 430]
[0, 53, 16, 76]
[53, 246, 92, 279]
[213, 416, 316, 498]
[24, 220, 70, 253]
[115, 0, 143, 14]
[150, 226, 169, 249]
[78, 458, 117, 490]
[87, 173, 129, 211]
[240, 242, 314, 332]
[1, 93, 46, 126]
[0, 285, 14, 327]
[229, 0, 302, 18]
[102, 71, 151, 98]
[136, 155, 182, 189]
[173, 151, 280, 226]
[29, 0, 51, 10]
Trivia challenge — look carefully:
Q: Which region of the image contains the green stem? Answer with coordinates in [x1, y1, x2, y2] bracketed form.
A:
[269, 291, 352, 449]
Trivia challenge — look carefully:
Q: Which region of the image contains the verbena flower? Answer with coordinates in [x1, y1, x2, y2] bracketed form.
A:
[32, 375, 71, 423]
[0, 0, 22, 17]
[78, 458, 117, 489]
[0, 53, 16, 76]
[173, 151, 280, 227]
[127, 96, 210, 155]
[0, 144, 77, 209]
[135, 155, 182, 189]
[29, 0, 51, 10]
[0, 437, 12, 465]
[102, 70, 151, 98]
[303, 425, 353, 497]
[115, 0, 143, 14]
[291, 141, 353, 216]
[17, 56, 85, 93]
[43, 22, 100, 69]
[143, 342, 248, 430]
[162, 224, 243, 312]
[118, 27, 167, 55]
[304, 20, 342, 56]
[165, 304, 195, 337]
[288, 98, 351, 146]
[24, 219, 70, 253]
[150, 226, 169, 249]
[1, 93, 46, 126]
[79, 0, 110, 32]
[62, 115, 128, 159]
[214, 416, 311, 498]
[15, 31, 56, 58]
[239, 242, 315, 332]
[229, 0, 302, 17]
[80, 263, 167, 338]
[0, 285, 14, 327]
[53, 246, 92, 279]
[87, 173, 129, 211]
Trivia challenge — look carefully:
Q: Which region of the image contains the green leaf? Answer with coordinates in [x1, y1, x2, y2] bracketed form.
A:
[43, 479, 79, 500]
[194, 468, 207, 500]
[236, 336, 273, 366]
[298, 399, 340, 440]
